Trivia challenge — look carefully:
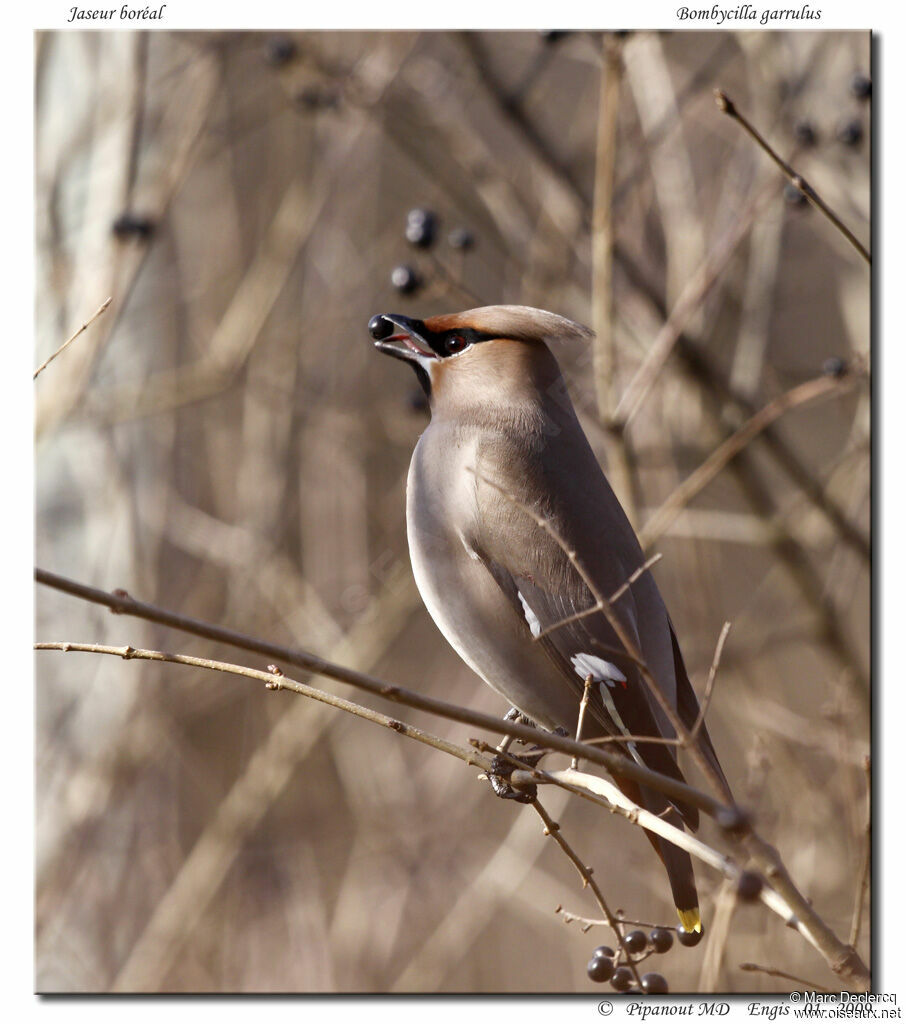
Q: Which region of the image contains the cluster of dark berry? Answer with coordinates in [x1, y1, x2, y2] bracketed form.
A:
[391, 208, 475, 297]
[586, 924, 704, 994]
[585, 869, 765, 997]
[786, 71, 871, 208]
[262, 37, 342, 112]
[111, 213, 155, 242]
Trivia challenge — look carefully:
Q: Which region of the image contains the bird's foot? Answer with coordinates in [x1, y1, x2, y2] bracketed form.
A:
[487, 722, 569, 804]
[489, 753, 537, 803]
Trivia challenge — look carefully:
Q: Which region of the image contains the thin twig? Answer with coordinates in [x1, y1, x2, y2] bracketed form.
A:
[699, 879, 737, 992]
[536, 553, 662, 640]
[572, 674, 595, 770]
[36, 635, 868, 987]
[34, 567, 728, 819]
[34, 642, 487, 770]
[511, 764, 822, 953]
[614, 241, 870, 569]
[33, 297, 112, 379]
[557, 908, 676, 930]
[591, 34, 622, 422]
[690, 622, 732, 742]
[639, 370, 865, 549]
[714, 89, 870, 265]
[739, 962, 834, 994]
[590, 34, 636, 520]
[849, 755, 871, 947]
[614, 183, 777, 428]
[531, 799, 642, 987]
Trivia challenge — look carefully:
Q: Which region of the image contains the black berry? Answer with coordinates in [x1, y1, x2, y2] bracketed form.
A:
[641, 972, 669, 994]
[405, 221, 435, 248]
[368, 314, 393, 340]
[404, 209, 436, 248]
[822, 356, 848, 378]
[784, 183, 808, 207]
[677, 925, 704, 947]
[587, 954, 615, 983]
[793, 120, 818, 147]
[293, 87, 339, 111]
[717, 806, 751, 835]
[112, 213, 155, 241]
[593, 945, 615, 960]
[390, 265, 420, 295]
[837, 119, 864, 147]
[737, 871, 764, 902]
[649, 928, 673, 954]
[611, 966, 634, 992]
[264, 37, 296, 67]
[623, 930, 647, 955]
[448, 227, 474, 250]
[850, 73, 871, 101]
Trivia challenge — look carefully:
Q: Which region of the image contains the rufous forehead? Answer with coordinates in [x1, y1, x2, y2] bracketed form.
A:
[423, 312, 487, 334]
[422, 313, 532, 342]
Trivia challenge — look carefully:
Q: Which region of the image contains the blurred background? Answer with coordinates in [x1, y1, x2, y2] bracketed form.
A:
[34, 29, 870, 993]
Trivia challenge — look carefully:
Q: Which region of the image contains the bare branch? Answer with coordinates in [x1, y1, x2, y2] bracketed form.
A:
[33, 297, 112, 380]
[699, 879, 738, 992]
[572, 674, 595, 770]
[613, 183, 777, 428]
[34, 568, 728, 819]
[511, 764, 815, 949]
[739, 962, 834, 994]
[591, 33, 636, 520]
[531, 800, 642, 987]
[34, 641, 487, 770]
[714, 89, 870, 264]
[849, 755, 871, 948]
[639, 370, 866, 549]
[690, 621, 732, 742]
[36, 630, 870, 990]
[535, 552, 662, 640]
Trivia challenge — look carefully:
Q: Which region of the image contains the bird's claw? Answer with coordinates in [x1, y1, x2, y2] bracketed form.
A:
[489, 753, 537, 803]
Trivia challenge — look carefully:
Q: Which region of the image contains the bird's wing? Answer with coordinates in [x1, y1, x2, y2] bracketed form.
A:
[469, 507, 700, 830]
[668, 619, 732, 801]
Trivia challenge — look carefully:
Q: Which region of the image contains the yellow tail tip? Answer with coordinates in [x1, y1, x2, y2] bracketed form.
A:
[677, 907, 702, 933]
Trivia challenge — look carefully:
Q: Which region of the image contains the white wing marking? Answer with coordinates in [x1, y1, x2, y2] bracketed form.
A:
[517, 591, 542, 638]
[570, 652, 626, 688]
[457, 530, 481, 562]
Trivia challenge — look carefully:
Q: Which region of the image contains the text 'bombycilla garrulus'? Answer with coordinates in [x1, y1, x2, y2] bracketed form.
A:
[369, 305, 731, 932]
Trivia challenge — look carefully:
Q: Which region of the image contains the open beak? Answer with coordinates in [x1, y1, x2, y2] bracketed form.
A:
[368, 314, 435, 363]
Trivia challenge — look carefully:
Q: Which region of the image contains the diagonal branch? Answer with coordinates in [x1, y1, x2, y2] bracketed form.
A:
[690, 622, 732, 742]
[33, 297, 112, 380]
[34, 567, 728, 820]
[639, 369, 866, 549]
[535, 553, 662, 641]
[35, 637, 811, 983]
[714, 89, 870, 265]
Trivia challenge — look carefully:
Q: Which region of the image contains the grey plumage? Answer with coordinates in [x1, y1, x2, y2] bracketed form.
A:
[370, 305, 730, 927]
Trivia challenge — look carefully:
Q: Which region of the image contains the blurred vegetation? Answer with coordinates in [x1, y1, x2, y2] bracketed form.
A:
[35, 29, 870, 993]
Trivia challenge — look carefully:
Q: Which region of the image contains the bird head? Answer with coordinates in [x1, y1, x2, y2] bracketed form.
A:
[368, 305, 593, 408]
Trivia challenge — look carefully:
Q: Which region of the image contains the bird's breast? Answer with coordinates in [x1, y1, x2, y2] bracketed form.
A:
[404, 423, 578, 729]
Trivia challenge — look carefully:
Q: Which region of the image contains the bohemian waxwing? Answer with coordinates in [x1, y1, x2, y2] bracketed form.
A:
[369, 304, 731, 932]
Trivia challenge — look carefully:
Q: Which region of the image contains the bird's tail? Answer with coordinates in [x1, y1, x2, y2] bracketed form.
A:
[649, 816, 701, 932]
[615, 778, 701, 932]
